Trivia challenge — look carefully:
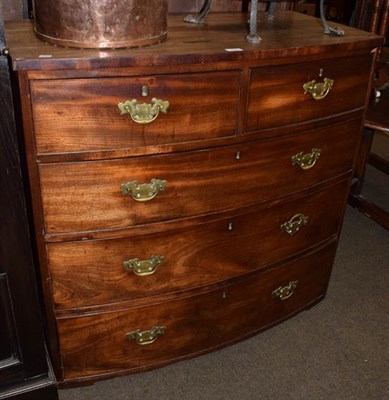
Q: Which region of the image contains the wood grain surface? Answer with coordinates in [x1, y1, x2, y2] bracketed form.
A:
[58, 242, 336, 381]
[48, 179, 349, 310]
[4, 13, 383, 72]
[31, 71, 240, 154]
[38, 118, 361, 236]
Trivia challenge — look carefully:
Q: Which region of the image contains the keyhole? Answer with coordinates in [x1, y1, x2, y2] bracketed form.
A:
[228, 222, 233, 231]
[319, 68, 324, 78]
[141, 85, 149, 97]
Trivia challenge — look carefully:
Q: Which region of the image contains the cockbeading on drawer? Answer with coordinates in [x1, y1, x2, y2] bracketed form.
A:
[246, 55, 372, 133]
[57, 241, 336, 381]
[48, 179, 349, 310]
[30, 71, 241, 155]
[39, 118, 361, 236]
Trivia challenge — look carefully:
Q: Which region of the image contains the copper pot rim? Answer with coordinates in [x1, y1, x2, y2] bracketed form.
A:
[33, 27, 168, 49]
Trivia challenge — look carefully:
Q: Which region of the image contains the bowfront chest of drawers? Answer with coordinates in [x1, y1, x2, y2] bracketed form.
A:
[5, 12, 382, 386]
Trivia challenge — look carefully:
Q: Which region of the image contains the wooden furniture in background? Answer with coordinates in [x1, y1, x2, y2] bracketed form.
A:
[4, 12, 381, 386]
[353, 0, 389, 42]
[349, 85, 389, 230]
[349, 0, 389, 229]
[294, 1, 317, 16]
[168, 0, 295, 13]
[168, 0, 243, 13]
[322, 0, 356, 23]
[0, 17, 58, 400]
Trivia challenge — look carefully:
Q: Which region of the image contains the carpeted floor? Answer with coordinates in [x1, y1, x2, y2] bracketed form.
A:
[59, 166, 388, 400]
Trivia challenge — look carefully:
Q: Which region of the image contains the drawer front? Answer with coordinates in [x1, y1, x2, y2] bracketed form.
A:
[49, 180, 349, 309]
[58, 242, 336, 380]
[246, 55, 372, 132]
[39, 118, 360, 235]
[30, 71, 241, 154]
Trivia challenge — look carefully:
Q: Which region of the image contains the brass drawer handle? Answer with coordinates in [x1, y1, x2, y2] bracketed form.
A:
[272, 281, 298, 301]
[120, 179, 167, 202]
[123, 255, 166, 276]
[126, 326, 166, 345]
[118, 98, 169, 124]
[292, 148, 321, 170]
[281, 213, 309, 236]
[303, 77, 334, 100]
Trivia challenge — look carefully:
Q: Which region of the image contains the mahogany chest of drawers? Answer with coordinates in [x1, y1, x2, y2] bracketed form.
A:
[5, 12, 382, 386]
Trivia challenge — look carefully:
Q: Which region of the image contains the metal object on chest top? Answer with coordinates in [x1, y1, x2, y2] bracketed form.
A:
[32, 0, 168, 49]
[185, 0, 344, 43]
[32, 0, 343, 49]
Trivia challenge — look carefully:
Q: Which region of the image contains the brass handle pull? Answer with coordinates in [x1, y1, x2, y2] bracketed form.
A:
[272, 281, 298, 301]
[126, 326, 166, 345]
[123, 255, 165, 276]
[303, 77, 334, 100]
[281, 213, 309, 236]
[120, 179, 167, 202]
[292, 148, 321, 170]
[118, 98, 169, 124]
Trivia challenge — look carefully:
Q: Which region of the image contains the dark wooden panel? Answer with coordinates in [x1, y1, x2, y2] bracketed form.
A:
[0, 19, 58, 398]
[0, 33, 47, 382]
[3, 385, 59, 400]
[0, 274, 20, 364]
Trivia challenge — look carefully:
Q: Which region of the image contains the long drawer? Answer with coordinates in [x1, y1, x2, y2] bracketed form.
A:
[30, 71, 241, 155]
[58, 242, 336, 381]
[39, 118, 360, 235]
[49, 179, 349, 309]
[246, 54, 372, 133]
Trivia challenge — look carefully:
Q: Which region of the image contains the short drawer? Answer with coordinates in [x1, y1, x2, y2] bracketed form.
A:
[246, 54, 373, 132]
[49, 179, 349, 309]
[58, 242, 336, 381]
[39, 118, 360, 235]
[30, 71, 241, 154]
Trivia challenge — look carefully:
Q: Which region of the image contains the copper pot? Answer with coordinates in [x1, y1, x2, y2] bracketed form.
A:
[32, 0, 168, 49]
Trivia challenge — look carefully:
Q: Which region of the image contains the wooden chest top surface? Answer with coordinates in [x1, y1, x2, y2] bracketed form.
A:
[5, 12, 383, 71]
